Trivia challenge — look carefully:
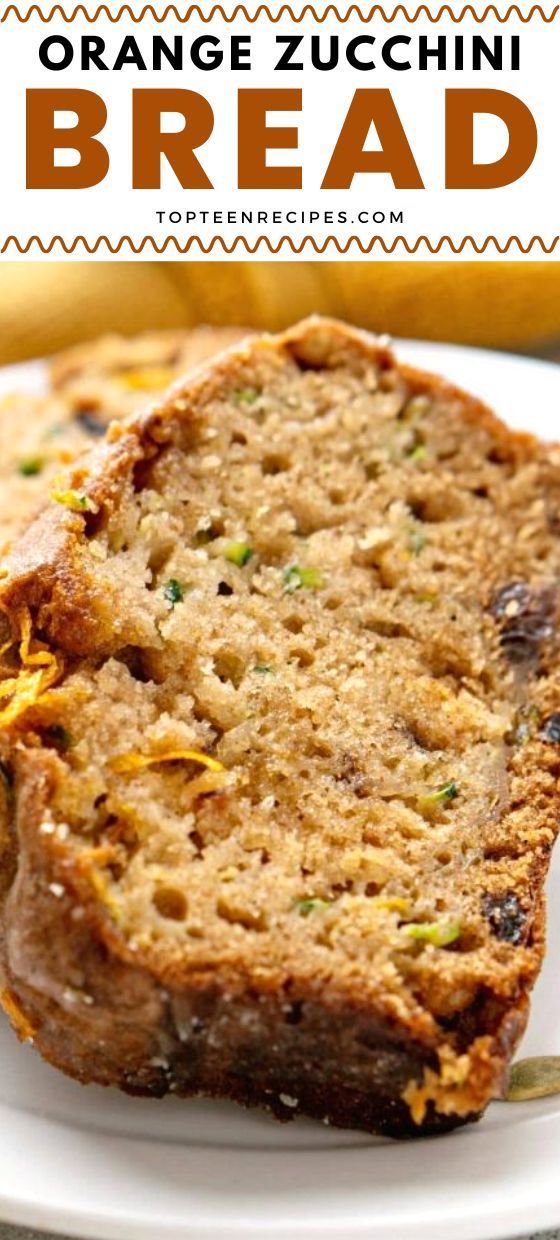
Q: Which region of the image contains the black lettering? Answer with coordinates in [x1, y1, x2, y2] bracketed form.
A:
[153, 36, 183, 71]
[347, 36, 376, 70]
[191, 36, 223, 70]
[275, 35, 303, 70]
[311, 35, 339, 70]
[114, 36, 146, 71]
[39, 35, 73, 70]
[81, 37, 108, 70]
[381, 36, 410, 71]
[473, 36, 502, 70]
[419, 35, 447, 70]
[231, 36, 251, 69]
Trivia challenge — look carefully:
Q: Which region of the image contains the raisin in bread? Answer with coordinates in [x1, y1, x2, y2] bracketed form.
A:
[0, 327, 247, 555]
[0, 317, 559, 1139]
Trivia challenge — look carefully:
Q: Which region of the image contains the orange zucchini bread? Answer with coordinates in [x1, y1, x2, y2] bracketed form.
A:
[0, 317, 559, 1138]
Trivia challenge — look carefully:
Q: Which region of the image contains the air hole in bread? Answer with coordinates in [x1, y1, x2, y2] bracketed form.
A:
[153, 887, 188, 921]
[263, 453, 291, 476]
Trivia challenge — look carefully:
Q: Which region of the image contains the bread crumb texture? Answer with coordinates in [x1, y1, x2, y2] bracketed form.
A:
[1, 317, 560, 1138]
[0, 327, 247, 555]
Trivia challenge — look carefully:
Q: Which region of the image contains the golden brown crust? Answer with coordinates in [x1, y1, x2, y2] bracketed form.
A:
[0, 317, 559, 1137]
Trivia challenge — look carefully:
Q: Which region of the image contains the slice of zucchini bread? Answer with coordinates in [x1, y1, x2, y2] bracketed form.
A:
[0, 327, 247, 555]
[0, 316, 559, 1138]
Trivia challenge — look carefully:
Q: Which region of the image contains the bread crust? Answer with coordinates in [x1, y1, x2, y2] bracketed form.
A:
[0, 317, 558, 1139]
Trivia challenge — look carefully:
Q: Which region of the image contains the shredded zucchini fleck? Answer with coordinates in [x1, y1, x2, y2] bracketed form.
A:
[283, 565, 324, 593]
[409, 529, 426, 555]
[163, 579, 185, 606]
[295, 897, 332, 916]
[225, 541, 253, 567]
[408, 443, 427, 463]
[415, 592, 439, 606]
[51, 488, 97, 514]
[418, 781, 459, 811]
[18, 458, 43, 477]
[233, 387, 259, 405]
[404, 920, 461, 948]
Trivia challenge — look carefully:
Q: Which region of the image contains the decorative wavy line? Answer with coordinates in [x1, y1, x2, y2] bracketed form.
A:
[2, 234, 558, 255]
[1, 2, 558, 21]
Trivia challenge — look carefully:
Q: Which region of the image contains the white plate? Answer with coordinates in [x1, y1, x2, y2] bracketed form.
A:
[0, 340, 559, 1240]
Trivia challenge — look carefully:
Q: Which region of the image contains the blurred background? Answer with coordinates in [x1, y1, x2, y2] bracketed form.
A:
[0, 261, 559, 364]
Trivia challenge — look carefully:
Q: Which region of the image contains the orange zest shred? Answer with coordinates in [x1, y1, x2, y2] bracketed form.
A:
[119, 366, 174, 392]
[0, 987, 37, 1041]
[0, 607, 62, 728]
[82, 864, 123, 923]
[111, 748, 224, 774]
[81, 844, 119, 866]
[182, 768, 232, 798]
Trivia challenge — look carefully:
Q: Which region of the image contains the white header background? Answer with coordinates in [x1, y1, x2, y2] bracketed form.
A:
[0, 0, 558, 259]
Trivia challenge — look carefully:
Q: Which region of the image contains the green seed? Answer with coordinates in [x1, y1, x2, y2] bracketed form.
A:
[295, 898, 332, 917]
[404, 920, 461, 948]
[163, 579, 185, 606]
[224, 541, 253, 567]
[506, 1056, 560, 1102]
[283, 565, 324, 593]
[18, 457, 43, 477]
